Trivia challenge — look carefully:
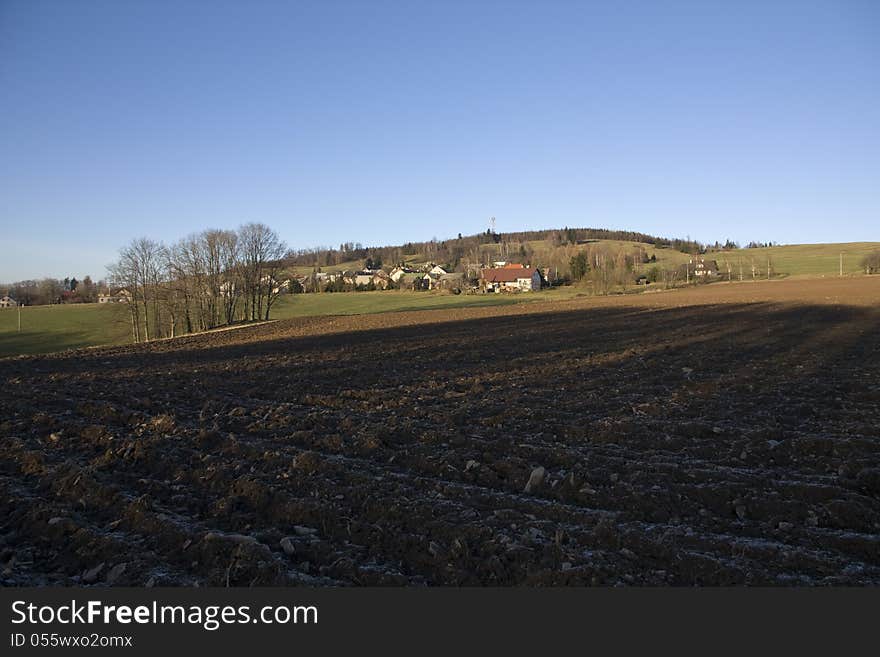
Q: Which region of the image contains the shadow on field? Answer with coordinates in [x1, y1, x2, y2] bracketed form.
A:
[7, 302, 879, 406]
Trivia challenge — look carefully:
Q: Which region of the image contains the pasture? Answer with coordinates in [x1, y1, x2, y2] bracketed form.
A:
[713, 242, 880, 277]
[0, 303, 132, 358]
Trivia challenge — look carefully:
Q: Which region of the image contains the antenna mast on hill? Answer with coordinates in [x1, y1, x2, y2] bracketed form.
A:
[489, 216, 496, 234]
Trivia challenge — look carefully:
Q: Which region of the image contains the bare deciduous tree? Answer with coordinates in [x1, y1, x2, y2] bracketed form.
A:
[238, 223, 287, 321]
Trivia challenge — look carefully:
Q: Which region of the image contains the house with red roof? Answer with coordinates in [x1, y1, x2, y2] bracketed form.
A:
[481, 265, 542, 292]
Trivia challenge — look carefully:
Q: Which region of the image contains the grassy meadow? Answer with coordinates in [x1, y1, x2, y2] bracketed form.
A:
[270, 287, 581, 319]
[0, 302, 133, 358]
[711, 242, 880, 277]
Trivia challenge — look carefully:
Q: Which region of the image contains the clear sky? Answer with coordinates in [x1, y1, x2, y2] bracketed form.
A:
[1, 0, 878, 280]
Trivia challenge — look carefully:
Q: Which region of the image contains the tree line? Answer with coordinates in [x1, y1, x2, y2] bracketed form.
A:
[283, 226, 708, 273]
[107, 223, 287, 343]
[0, 276, 103, 306]
[567, 245, 657, 293]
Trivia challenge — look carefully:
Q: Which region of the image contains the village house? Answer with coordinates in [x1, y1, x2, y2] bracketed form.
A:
[260, 274, 294, 293]
[390, 266, 417, 283]
[349, 270, 391, 289]
[97, 289, 132, 304]
[481, 265, 542, 292]
[354, 272, 374, 287]
[691, 256, 719, 277]
[0, 295, 17, 308]
[371, 270, 391, 289]
[272, 279, 293, 294]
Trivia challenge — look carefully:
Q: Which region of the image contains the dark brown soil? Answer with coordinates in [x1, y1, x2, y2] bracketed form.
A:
[2, 277, 879, 586]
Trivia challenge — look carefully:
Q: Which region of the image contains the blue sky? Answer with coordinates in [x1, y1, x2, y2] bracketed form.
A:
[1, 0, 878, 280]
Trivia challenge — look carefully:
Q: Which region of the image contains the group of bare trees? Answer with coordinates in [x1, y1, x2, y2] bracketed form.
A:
[567, 246, 647, 293]
[582, 248, 642, 294]
[108, 223, 287, 343]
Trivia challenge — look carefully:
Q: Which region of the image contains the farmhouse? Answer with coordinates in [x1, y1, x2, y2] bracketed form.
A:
[354, 272, 374, 287]
[0, 295, 17, 308]
[481, 266, 542, 292]
[691, 257, 719, 277]
[422, 272, 441, 289]
[350, 271, 391, 289]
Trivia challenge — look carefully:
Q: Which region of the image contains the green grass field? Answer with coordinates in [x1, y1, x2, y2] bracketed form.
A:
[711, 242, 880, 277]
[270, 288, 579, 319]
[0, 303, 132, 358]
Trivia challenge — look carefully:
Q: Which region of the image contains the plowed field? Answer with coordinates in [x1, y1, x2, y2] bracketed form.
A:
[2, 278, 879, 586]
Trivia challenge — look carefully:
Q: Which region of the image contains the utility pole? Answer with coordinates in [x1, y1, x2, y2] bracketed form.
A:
[839, 252, 843, 277]
[18, 303, 22, 332]
[767, 257, 771, 280]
